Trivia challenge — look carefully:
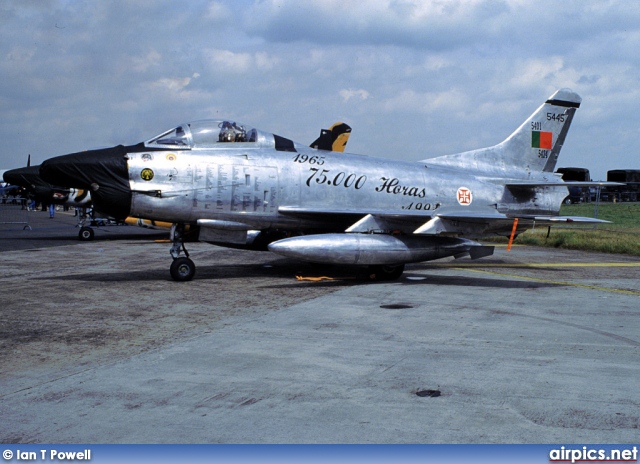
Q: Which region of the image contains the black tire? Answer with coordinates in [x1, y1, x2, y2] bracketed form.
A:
[368, 264, 405, 281]
[78, 227, 94, 241]
[170, 257, 196, 282]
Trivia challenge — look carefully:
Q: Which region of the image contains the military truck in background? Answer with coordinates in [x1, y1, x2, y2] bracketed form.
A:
[556, 167, 640, 203]
[603, 170, 640, 202]
[556, 167, 591, 204]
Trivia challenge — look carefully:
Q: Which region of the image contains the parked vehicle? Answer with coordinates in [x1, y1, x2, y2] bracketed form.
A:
[602, 170, 640, 202]
[556, 167, 591, 204]
[556, 167, 640, 202]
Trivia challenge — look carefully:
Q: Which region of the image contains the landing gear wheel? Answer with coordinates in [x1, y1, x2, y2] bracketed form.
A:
[170, 257, 196, 282]
[78, 227, 94, 241]
[368, 264, 405, 281]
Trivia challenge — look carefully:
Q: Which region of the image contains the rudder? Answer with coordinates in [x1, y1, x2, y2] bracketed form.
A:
[520, 88, 582, 172]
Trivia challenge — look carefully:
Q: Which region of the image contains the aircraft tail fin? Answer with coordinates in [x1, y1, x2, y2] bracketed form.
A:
[310, 122, 352, 152]
[425, 89, 581, 175]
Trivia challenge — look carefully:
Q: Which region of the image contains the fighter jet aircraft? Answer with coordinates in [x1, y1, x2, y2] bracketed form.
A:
[3, 165, 91, 208]
[0, 171, 19, 195]
[40, 89, 616, 281]
[6, 123, 350, 241]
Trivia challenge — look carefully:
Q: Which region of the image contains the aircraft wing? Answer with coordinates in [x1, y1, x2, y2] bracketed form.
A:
[506, 181, 624, 188]
[279, 205, 432, 219]
[279, 206, 430, 233]
[278, 206, 434, 222]
[279, 206, 610, 237]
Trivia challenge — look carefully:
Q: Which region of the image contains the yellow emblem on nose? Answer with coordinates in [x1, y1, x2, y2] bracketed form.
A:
[141, 168, 154, 181]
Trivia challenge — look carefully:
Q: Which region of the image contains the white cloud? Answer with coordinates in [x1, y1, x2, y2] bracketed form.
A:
[340, 89, 370, 102]
[5, 46, 37, 64]
[255, 52, 280, 71]
[206, 1, 232, 21]
[508, 57, 566, 90]
[202, 48, 280, 75]
[381, 88, 466, 114]
[127, 49, 162, 73]
[243, 0, 509, 50]
[203, 49, 253, 74]
[150, 76, 194, 92]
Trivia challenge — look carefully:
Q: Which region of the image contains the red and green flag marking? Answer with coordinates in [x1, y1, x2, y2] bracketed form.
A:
[532, 131, 553, 149]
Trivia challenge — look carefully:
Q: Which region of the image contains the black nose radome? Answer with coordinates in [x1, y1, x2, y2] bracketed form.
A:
[3, 165, 58, 203]
[3, 165, 42, 189]
[41, 145, 133, 219]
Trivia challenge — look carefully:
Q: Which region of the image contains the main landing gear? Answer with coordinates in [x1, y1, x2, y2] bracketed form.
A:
[169, 224, 196, 281]
[367, 264, 405, 281]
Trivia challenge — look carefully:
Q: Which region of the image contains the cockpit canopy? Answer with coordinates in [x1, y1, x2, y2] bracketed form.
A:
[145, 120, 267, 150]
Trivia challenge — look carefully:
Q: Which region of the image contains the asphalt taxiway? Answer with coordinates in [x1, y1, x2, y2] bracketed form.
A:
[0, 210, 638, 443]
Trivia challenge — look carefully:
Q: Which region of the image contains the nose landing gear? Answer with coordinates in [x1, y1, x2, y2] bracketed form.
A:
[169, 223, 196, 281]
[170, 256, 196, 281]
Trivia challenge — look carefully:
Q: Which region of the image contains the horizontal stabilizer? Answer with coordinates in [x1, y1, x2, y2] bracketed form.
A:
[414, 210, 610, 236]
[523, 215, 611, 224]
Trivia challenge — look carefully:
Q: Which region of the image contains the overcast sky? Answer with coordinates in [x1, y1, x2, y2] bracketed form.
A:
[1, 0, 639, 179]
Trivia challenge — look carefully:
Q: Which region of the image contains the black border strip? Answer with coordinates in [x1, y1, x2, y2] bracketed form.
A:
[545, 98, 581, 108]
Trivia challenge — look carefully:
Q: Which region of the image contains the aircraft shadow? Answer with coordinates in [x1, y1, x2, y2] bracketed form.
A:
[38, 260, 561, 290]
[15, 232, 168, 242]
[36, 261, 357, 286]
[399, 273, 559, 289]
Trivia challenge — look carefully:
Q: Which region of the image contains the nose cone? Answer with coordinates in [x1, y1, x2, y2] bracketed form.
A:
[3, 165, 40, 187]
[4, 165, 57, 202]
[41, 145, 132, 219]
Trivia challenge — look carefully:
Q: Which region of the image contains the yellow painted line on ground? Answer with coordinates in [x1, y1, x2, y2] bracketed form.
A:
[430, 262, 640, 268]
[448, 267, 640, 297]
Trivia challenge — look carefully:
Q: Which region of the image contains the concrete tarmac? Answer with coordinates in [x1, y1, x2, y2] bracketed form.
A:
[0, 211, 638, 443]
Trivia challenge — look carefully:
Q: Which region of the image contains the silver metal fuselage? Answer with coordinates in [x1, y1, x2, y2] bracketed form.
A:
[40, 89, 609, 278]
[127, 145, 567, 236]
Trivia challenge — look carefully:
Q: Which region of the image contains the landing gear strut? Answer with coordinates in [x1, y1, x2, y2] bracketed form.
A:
[79, 226, 94, 241]
[76, 207, 95, 241]
[169, 223, 196, 281]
